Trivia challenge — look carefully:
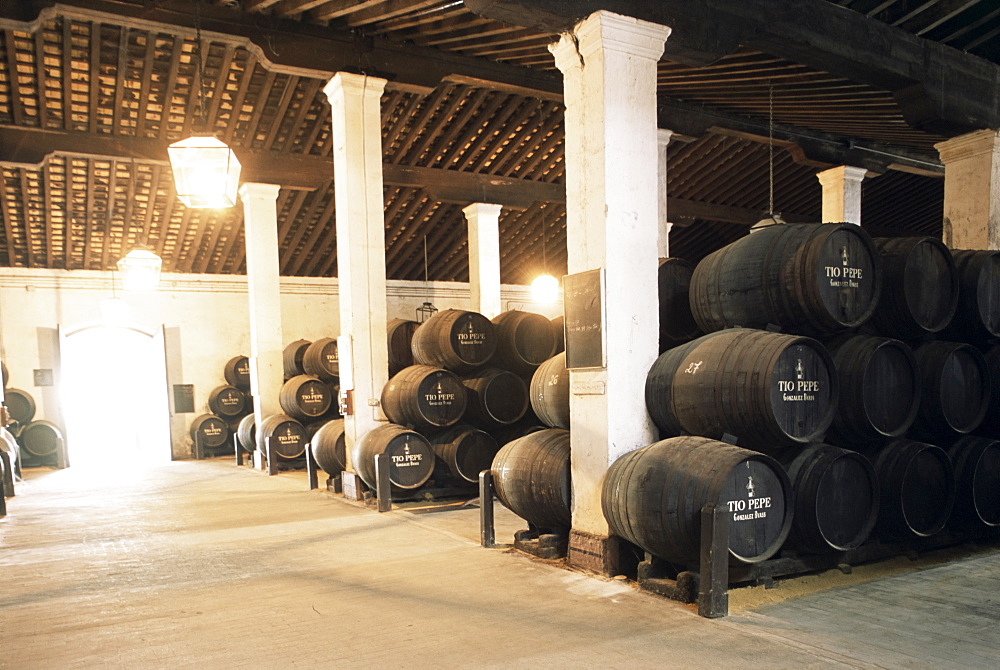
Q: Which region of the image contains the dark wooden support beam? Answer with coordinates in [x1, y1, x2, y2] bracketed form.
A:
[466, 0, 1000, 135]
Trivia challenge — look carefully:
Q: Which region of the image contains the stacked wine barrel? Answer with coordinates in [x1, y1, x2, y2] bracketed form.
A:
[611, 224, 999, 572]
[361, 308, 561, 505]
[1, 367, 65, 468]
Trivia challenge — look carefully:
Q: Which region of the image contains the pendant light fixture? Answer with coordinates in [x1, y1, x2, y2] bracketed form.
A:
[167, 0, 241, 208]
[117, 243, 163, 291]
[531, 205, 559, 303]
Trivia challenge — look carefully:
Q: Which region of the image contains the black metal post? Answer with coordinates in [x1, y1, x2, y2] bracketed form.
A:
[265, 437, 277, 476]
[479, 469, 495, 548]
[375, 453, 392, 513]
[306, 443, 319, 490]
[234, 434, 244, 466]
[698, 503, 729, 618]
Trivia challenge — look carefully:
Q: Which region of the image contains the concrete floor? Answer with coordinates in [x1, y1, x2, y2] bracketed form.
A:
[1, 458, 998, 669]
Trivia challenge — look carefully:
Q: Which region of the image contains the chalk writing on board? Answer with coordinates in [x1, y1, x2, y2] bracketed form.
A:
[564, 269, 605, 369]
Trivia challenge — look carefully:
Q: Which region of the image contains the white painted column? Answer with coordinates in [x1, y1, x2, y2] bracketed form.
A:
[935, 129, 1000, 250]
[550, 11, 670, 573]
[463, 202, 503, 318]
[239, 182, 284, 471]
[817, 165, 868, 224]
[323, 73, 390, 474]
[657, 128, 674, 258]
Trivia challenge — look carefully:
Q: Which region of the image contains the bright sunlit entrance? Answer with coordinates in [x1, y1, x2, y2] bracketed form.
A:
[60, 324, 171, 474]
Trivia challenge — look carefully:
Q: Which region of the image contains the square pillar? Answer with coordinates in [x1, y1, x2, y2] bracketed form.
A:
[464, 202, 503, 318]
[935, 129, 1000, 250]
[550, 11, 670, 574]
[239, 182, 284, 471]
[657, 128, 674, 258]
[323, 73, 391, 467]
[817, 165, 868, 225]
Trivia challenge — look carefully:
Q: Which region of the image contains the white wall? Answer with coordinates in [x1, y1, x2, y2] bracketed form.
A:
[0, 268, 561, 459]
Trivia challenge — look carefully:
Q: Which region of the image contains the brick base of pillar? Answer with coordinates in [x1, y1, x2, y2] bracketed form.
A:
[567, 529, 621, 577]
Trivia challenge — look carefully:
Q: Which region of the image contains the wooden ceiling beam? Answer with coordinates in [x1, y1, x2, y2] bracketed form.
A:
[466, 0, 999, 135]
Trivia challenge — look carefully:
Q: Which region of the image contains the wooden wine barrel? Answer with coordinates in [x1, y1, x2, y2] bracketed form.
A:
[428, 425, 501, 484]
[977, 345, 1000, 438]
[283, 339, 312, 379]
[308, 418, 347, 476]
[645, 328, 837, 453]
[868, 237, 958, 339]
[491, 429, 571, 530]
[223, 355, 251, 390]
[529, 352, 570, 429]
[947, 435, 1000, 529]
[872, 439, 955, 540]
[491, 419, 546, 448]
[910, 341, 990, 439]
[602, 436, 792, 566]
[189, 414, 230, 449]
[207, 384, 247, 420]
[550, 316, 565, 355]
[657, 257, 702, 351]
[258, 414, 306, 459]
[236, 414, 256, 453]
[279, 375, 333, 421]
[411, 309, 497, 373]
[460, 368, 528, 430]
[689, 223, 880, 336]
[351, 423, 434, 491]
[381, 365, 467, 430]
[4, 388, 35, 425]
[302, 337, 339, 381]
[491, 310, 556, 375]
[18, 420, 63, 458]
[781, 444, 879, 554]
[942, 250, 1000, 343]
[387, 318, 420, 376]
[823, 334, 919, 444]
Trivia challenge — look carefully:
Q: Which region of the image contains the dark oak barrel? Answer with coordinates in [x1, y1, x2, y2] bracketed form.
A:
[461, 368, 528, 430]
[491, 310, 556, 375]
[491, 419, 546, 448]
[189, 413, 230, 449]
[977, 345, 1000, 438]
[282, 339, 312, 379]
[411, 309, 497, 373]
[4, 388, 36, 425]
[550, 316, 565, 355]
[236, 413, 256, 453]
[603, 436, 792, 566]
[18, 420, 63, 458]
[208, 384, 248, 420]
[352, 423, 434, 491]
[823, 334, 919, 444]
[308, 418, 347, 476]
[223, 355, 251, 390]
[868, 237, 958, 339]
[381, 365, 467, 430]
[942, 250, 1000, 343]
[279, 375, 333, 421]
[491, 428, 571, 530]
[645, 328, 837, 453]
[258, 414, 306, 459]
[947, 435, 1000, 529]
[657, 257, 702, 351]
[530, 352, 570, 429]
[428, 425, 501, 484]
[872, 438, 955, 540]
[910, 341, 990, 439]
[302, 337, 339, 381]
[781, 443, 879, 553]
[689, 223, 880, 336]
[387, 318, 420, 376]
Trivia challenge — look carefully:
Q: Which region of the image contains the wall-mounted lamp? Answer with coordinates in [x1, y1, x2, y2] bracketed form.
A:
[117, 245, 162, 291]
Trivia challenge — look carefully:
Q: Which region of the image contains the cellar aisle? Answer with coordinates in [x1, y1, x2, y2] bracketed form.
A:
[1, 458, 997, 669]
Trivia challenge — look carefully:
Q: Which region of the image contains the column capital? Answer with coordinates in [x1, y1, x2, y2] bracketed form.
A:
[462, 202, 503, 219]
[657, 129, 674, 147]
[573, 10, 671, 62]
[548, 33, 584, 74]
[238, 182, 281, 202]
[323, 72, 388, 104]
[935, 129, 1000, 164]
[816, 165, 869, 188]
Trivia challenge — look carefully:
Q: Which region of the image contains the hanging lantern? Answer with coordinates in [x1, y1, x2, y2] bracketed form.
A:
[531, 273, 560, 304]
[167, 135, 242, 209]
[117, 245, 162, 291]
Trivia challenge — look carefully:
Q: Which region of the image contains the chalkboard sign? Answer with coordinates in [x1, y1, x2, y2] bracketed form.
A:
[564, 268, 605, 369]
[173, 384, 195, 414]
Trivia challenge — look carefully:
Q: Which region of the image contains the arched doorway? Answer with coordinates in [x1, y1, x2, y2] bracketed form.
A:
[60, 321, 171, 472]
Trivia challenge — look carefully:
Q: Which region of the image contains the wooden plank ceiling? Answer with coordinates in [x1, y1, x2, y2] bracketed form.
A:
[0, 0, 992, 282]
